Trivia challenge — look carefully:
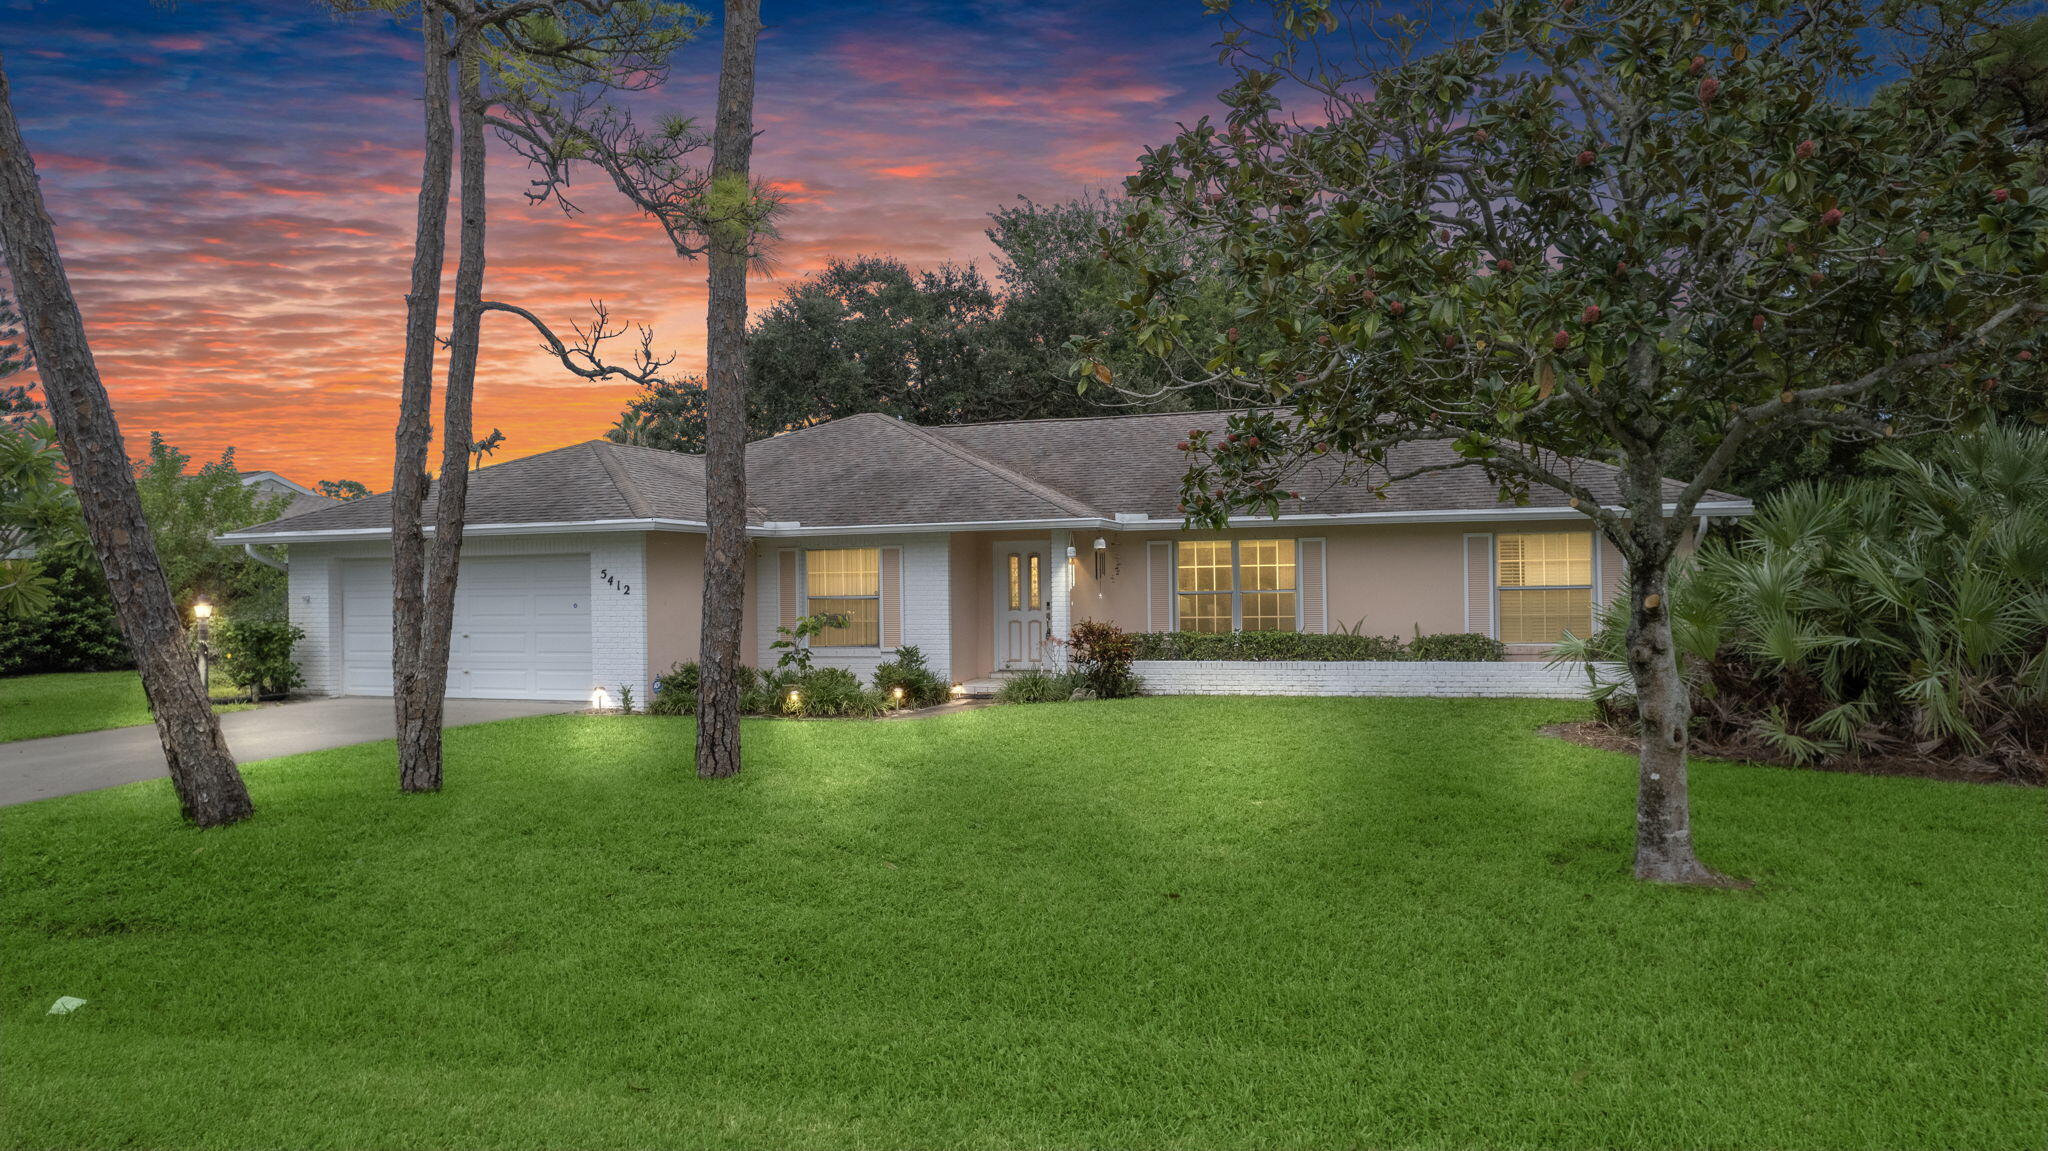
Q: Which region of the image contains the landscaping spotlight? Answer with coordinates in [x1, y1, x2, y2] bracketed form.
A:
[891, 686, 905, 704]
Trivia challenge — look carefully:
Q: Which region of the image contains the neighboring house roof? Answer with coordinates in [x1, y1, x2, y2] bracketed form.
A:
[221, 410, 1751, 543]
[239, 470, 338, 520]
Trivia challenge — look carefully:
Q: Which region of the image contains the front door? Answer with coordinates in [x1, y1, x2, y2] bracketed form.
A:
[994, 542, 1050, 669]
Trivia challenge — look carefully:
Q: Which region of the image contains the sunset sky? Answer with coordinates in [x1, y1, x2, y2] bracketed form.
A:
[3, 0, 1229, 485]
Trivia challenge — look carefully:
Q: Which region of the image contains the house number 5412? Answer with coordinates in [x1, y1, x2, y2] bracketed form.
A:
[599, 568, 632, 596]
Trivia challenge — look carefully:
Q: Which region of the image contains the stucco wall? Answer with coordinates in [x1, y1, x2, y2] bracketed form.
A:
[1066, 519, 1687, 658]
[646, 532, 705, 683]
[284, 531, 648, 699]
[948, 532, 995, 682]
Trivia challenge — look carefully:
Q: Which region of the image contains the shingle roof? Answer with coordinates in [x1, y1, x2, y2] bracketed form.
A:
[228, 440, 705, 536]
[224, 410, 1747, 540]
[929, 410, 1731, 518]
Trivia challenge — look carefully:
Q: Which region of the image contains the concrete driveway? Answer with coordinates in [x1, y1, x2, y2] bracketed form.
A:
[0, 696, 579, 807]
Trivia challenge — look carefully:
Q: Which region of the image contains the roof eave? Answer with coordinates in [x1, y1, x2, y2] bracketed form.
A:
[216, 499, 1753, 546]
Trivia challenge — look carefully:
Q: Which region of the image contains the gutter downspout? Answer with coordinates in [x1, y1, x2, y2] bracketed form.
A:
[244, 542, 288, 573]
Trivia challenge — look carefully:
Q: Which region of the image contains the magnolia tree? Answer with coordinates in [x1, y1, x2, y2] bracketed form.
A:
[1092, 0, 2045, 884]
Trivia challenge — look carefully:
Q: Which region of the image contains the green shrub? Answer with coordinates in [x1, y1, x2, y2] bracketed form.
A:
[995, 669, 1085, 704]
[211, 618, 304, 699]
[872, 645, 951, 708]
[790, 666, 885, 718]
[0, 556, 130, 675]
[1066, 620, 1142, 698]
[1556, 427, 2048, 780]
[650, 662, 700, 715]
[1406, 632, 1507, 662]
[1128, 629, 1407, 661]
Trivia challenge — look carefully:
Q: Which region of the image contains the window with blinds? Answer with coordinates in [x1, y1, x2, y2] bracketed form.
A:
[805, 547, 880, 647]
[1496, 532, 1593, 644]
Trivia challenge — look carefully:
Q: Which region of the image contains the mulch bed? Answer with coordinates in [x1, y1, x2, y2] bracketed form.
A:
[1539, 721, 2043, 786]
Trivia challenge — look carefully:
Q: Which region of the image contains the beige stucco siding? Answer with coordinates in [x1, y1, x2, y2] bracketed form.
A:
[646, 532, 706, 681]
[1061, 518, 1687, 656]
[949, 532, 995, 683]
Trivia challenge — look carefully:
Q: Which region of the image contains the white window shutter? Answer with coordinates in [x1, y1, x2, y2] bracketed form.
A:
[1464, 533, 1495, 637]
[1599, 533, 1626, 607]
[778, 549, 800, 630]
[878, 546, 903, 649]
[1147, 541, 1173, 632]
[1298, 538, 1327, 633]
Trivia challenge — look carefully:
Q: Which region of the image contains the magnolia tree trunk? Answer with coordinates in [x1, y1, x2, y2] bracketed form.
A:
[393, 12, 454, 793]
[405, 39, 489, 793]
[695, 0, 762, 780]
[1617, 483, 1731, 887]
[0, 61, 252, 826]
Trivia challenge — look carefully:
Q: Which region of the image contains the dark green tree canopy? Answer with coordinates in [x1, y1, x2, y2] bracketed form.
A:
[1102, 0, 2043, 539]
[606, 196, 1248, 452]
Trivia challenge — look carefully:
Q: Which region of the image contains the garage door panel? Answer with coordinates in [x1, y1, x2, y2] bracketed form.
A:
[340, 553, 592, 700]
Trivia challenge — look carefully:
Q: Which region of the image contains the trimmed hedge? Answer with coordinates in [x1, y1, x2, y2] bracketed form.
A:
[1129, 630, 1504, 662]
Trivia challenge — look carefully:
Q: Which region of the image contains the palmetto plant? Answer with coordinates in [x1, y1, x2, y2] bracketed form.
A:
[1561, 427, 2048, 779]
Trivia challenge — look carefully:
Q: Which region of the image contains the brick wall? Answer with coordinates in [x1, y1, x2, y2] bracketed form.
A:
[1132, 659, 1616, 699]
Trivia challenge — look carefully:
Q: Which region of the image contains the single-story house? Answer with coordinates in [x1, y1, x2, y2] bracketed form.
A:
[219, 410, 1752, 702]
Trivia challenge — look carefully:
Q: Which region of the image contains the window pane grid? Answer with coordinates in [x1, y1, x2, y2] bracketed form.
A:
[1177, 593, 1233, 633]
[1173, 539, 1298, 633]
[1239, 539, 1296, 592]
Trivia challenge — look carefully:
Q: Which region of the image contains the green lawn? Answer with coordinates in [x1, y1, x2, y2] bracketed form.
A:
[2, 698, 2039, 1150]
[0, 671, 253, 743]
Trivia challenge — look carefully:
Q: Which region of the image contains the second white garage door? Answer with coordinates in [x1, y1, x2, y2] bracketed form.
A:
[339, 554, 593, 700]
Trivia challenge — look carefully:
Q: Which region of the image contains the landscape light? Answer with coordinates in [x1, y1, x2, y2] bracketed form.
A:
[787, 689, 801, 707]
[192, 598, 213, 620]
[891, 686, 905, 703]
[590, 687, 611, 711]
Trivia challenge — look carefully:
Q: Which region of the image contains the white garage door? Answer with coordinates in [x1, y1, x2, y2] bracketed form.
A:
[339, 555, 593, 701]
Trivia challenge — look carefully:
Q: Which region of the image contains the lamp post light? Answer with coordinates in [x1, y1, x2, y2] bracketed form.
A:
[192, 597, 214, 694]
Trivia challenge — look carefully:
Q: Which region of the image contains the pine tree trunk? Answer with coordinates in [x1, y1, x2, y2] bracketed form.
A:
[0, 60, 252, 826]
[405, 36, 488, 794]
[392, 12, 454, 793]
[695, 0, 762, 780]
[1623, 539, 1734, 886]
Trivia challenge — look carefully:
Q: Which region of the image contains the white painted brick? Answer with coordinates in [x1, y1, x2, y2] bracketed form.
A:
[1131, 660, 1619, 699]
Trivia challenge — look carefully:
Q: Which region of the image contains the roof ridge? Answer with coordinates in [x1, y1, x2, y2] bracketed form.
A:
[589, 442, 654, 519]
[881, 414, 1106, 519]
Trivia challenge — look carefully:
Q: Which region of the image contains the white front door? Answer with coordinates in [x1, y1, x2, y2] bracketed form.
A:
[994, 542, 1050, 669]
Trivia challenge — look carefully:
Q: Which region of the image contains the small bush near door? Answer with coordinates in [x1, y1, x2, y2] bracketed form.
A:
[995, 670, 1085, 704]
[1066, 621, 1142, 699]
[872, 645, 951, 708]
